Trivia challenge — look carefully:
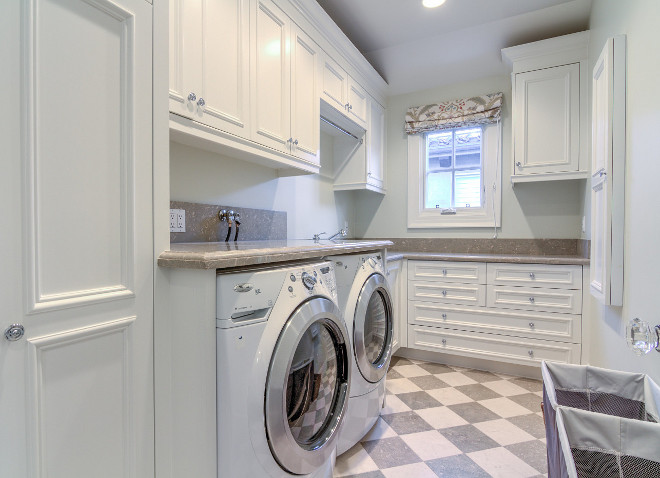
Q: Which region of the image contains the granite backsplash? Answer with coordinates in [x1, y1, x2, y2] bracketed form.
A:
[170, 201, 287, 243]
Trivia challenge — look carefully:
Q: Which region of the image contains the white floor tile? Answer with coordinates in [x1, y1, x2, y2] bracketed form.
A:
[482, 380, 529, 397]
[361, 417, 397, 442]
[400, 430, 462, 461]
[426, 387, 473, 406]
[468, 447, 539, 478]
[334, 445, 379, 477]
[385, 378, 422, 395]
[381, 462, 438, 478]
[479, 397, 534, 418]
[381, 394, 412, 415]
[393, 364, 429, 378]
[416, 406, 469, 429]
[474, 419, 535, 446]
[435, 372, 477, 387]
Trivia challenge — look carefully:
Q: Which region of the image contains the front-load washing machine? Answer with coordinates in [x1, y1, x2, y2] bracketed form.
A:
[216, 260, 351, 477]
[332, 253, 394, 455]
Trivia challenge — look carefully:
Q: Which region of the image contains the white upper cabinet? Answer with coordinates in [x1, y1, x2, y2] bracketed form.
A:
[503, 31, 590, 183]
[322, 56, 368, 130]
[169, 0, 250, 138]
[367, 97, 386, 191]
[251, 0, 291, 153]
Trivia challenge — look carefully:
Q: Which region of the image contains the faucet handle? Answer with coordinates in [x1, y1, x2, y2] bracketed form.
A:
[313, 232, 326, 242]
[234, 212, 241, 226]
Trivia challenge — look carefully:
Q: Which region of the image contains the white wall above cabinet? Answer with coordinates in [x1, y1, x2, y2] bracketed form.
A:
[503, 31, 590, 183]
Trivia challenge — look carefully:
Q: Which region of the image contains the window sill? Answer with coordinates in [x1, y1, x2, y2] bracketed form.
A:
[408, 210, 498, 229]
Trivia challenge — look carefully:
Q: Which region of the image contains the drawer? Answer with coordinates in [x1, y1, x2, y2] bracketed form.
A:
[408, 324, 581, 366]
[487, 263, 582, 289]
[487, 285, 582, 314]
[408, 302, 581, 343]
[409, 282, 486, 307]
[409, 261, 486, 284]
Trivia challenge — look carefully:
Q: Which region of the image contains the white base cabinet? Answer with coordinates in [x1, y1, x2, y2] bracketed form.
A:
[407, 261, 583, 367]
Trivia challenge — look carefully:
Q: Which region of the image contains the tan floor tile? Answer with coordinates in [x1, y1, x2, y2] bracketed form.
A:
[427, 387, 473, 406]
[334, 444, 379, 477]
[482, 380, 529, 397]
[385, 378, 422, 395]
[381, 394, 412, 415]
[436, 372, 478, 387]
[468, 447, 539, 478]
[393, 364, 430, 378]
[416, 406, 469, 429]
[400, 430, 462, 461]
[381, 462, 438, 478]
[474, 419, 535, 446]
[479, 397, 535, 418]
[361, 417, 397, 442]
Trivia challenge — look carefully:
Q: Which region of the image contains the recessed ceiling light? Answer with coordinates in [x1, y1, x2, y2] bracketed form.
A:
[423, 0, 446, 7]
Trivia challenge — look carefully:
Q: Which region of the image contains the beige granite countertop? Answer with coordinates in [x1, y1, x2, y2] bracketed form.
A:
[386, 251, 589, 265]
[158, 240, 393, 270]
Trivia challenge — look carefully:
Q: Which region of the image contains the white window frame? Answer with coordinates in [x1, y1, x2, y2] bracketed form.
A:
[407, 123, 501, 228]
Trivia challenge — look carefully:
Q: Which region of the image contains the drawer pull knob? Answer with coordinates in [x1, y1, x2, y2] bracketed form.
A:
[528, 349, 534, 357]
[442, 338, 447, 345]
[529, 322, 535, 329]
[529, 297, 535, 303]
[442, 269, 447, 275]
[442, 290, 447, 296]
[442, 313, 447, 320]
[529, 272, 535, 279]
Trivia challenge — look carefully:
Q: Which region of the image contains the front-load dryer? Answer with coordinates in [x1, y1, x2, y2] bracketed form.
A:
[332, 253, 394, 455]
[216, 260, 351, 478]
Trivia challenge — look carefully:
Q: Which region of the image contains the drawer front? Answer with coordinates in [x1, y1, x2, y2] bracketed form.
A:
[408, 302, 581, 343]
[408, 324, 581, 366]
[409, 282, 486, 307]
[487, 285, 582, 314]
[487, 263, 582, 289]
[409, 261, 486, 284]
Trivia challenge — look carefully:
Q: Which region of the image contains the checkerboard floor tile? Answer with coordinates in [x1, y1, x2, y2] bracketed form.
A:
[334, 358, 548, 478]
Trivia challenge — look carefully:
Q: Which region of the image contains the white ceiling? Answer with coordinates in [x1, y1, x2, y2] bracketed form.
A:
[316, 0, 592, 95]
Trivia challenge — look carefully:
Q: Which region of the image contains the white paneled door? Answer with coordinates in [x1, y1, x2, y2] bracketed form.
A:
[0, 0, 154, 477]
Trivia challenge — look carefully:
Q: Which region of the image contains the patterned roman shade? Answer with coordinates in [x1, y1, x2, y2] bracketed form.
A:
[405, 92, 503, 134]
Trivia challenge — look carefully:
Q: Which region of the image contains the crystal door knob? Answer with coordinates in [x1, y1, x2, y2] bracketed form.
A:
[4, 324, 24, 342]
[529, 297, 535, 303]
[188, 92, 196, 102]
[529, 322, 535, 329]
[442, 290, 447, 296]
[441, 339, 447, 345]
[528, 350, 534, 357]
[529, 272, 535, 279]
[197, 97, 205, 107]
[441, 314, 447, 320]
[626, 318, 660, 355]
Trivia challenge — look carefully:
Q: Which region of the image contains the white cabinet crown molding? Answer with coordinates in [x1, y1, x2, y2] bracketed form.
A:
[502, 31, 590, 73]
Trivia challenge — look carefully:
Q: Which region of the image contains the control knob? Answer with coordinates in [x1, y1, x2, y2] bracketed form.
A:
[301, 272, 317, 290]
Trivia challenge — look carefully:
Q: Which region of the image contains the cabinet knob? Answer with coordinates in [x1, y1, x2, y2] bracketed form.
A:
[442, 290, 447, 296]
[529, 322, 535, 329]
[442, 269, 447, 276]
[442, 313, 447, 320]
[529, 297, 535, 303]
[441, 338, 447, 345]
[529, 272, 535, 279]
[4, 324, 24, 342]
[516, 161, 522, 167]
[348, 104, 353, 110]
[368, 172, 372, 177]
[528, 349, 534, 357]
[293, 139, 299, 146]
[197, 97, 205, 107]
[344, 103, 350, 110]
[188, 92, 196, 102]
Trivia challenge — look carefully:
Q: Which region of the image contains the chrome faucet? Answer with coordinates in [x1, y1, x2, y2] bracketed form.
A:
[313, 228, 348, 242]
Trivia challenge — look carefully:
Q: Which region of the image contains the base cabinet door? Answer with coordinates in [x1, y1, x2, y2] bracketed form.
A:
[0, 0, 155, 476]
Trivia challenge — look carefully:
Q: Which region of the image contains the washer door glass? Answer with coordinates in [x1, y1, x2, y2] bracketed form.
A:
[287, 321, 339, 445]
[354, 273, 393, 383]
[265, 297, 350, 475]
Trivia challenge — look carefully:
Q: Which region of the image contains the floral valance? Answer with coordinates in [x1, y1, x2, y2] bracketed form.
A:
[405, 92, 503, 135]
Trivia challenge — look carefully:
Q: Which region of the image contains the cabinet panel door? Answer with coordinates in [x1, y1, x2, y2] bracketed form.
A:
[169, 0, 202, 119]
[198, 0, 250, 137]
[290, 26, 320, 164]
[322, 55, 348, 113]
[347, 76, 368, 129]
[367, 98, 385, 190]
[514, 63, 580, 175]
[0, 0, 154, 475]
[252, 0, 290, 152]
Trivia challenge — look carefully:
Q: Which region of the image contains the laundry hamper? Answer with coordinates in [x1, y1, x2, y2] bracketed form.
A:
[541, 361, 660, 478]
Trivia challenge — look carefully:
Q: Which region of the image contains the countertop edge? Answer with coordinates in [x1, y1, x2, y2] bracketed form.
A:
[386, 251, 589, 265]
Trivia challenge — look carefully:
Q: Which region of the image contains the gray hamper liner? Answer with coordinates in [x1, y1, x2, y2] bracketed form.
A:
[541, 361, 660, 478]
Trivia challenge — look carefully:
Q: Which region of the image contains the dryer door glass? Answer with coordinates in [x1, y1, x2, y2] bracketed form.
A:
[354, 273, 393, 383]
[364, 290, 388, 364]
[265, 297, 350, 475]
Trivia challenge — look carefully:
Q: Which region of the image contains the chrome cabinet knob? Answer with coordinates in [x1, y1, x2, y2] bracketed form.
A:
[529, 297, 535, 303]
[348, 104, 353, 110]
[441, 338, 447, 345]
[529, 272, 535, 279]
[442, 269, 447, 276]
[528, 349, 534, 357]
[293, 139, 298, 146]
[442, 290, 447, 296]
[442, 313, 447, 320]
[4, 324, 24, 342]
[197, 97, 205, 107]
[516, 161, 522, 167]
[188, 92, 196, 102]
[529, 322, 535, 329]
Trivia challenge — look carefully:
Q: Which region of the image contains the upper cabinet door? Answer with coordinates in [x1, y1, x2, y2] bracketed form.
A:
[322, 55, 349, 113]
[198, 0, 250, 137]
[169, 0, 203, 120]
[513, 63, 580, 176]
[347, 77, 368, 129]
[290, 25, 321, 164]
[367, 97, 385, 190]
[251, 0, 291, 153]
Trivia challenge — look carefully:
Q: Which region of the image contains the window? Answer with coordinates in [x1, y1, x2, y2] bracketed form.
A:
[408, 124, 501, 228]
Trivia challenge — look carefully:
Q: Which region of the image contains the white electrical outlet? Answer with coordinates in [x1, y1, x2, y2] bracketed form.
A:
[170, 209, 186, 233]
